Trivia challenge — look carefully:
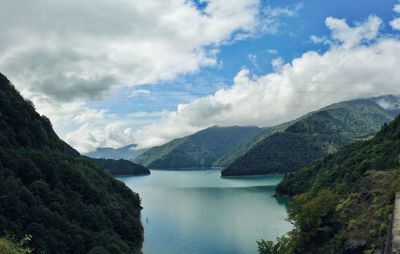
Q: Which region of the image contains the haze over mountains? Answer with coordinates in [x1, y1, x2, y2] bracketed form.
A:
[85, 144, 146, 161]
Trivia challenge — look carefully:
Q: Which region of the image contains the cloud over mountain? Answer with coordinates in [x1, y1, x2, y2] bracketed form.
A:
[129, 15, 400, 149]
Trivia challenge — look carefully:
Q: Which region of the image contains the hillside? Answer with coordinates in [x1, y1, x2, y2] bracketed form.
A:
[222, 97, 399, 176]
[0, 73, 144, 253]
[213, 120, 294, 167]
[262, 114, 400, 253]
[85, 144, 146, 160]
[87, 157, 150, 176]
[133, 126, 264, 169]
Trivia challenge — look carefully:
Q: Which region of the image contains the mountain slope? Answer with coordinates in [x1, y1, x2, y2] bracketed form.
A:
[85, 144, 146, 160]
[0, 73, 143, 253]
[213, 120, 295, 167]
[265, 114, 400, 253]
[222, 97, 399, 176]
[87, 157, 150, 176]
[134, 126, 264, 169]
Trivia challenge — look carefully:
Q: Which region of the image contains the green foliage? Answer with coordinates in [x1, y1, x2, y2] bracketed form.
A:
[0, 73, 143, 253]
[223, 98, 398, 176]
[134, 126, 264, 169]
[270, 114, 400, 253]
[87, 157, 150, 176]
[0, 235, 32, 254]
[258, 235, 292, 254]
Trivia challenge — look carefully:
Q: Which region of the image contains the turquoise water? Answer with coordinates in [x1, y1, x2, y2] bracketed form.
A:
[118, 169, 292, 254]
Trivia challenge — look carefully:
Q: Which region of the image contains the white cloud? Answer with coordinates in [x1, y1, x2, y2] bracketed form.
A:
[271, 57, 284, 72]
[248, 53, 258, 66]
[394, 4, 400, 13]
[309, 35, 332, 45]
[65, 110, 170, 153]
[391, 18, 400, 30]
[325, 15, 382, 48]
[129, 89, 151, 98]
[256, 4, 303, 34]
[0, 0, 304, 152]
[267, 49, 278, 54]
[127, 15, 400, 149]
[0, 0, 264, 102]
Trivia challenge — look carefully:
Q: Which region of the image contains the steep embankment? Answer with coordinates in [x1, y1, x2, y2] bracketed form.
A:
[0, 73, 144, 253]
[223, 97, 399, 176]
[134, 126, 264, 169]
[264, 115, 400, 254]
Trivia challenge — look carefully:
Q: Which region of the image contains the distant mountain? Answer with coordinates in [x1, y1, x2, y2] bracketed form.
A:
[268, 109, 400, 253]
[222, 96, 400, 176]
[87, 157, 150, 176]
[85, 144, 146, 160]
[133, 126, 264, 169]
[0, 73, 143, 253]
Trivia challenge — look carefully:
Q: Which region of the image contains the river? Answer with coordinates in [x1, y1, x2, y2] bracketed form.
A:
[118, 169, 292, 254]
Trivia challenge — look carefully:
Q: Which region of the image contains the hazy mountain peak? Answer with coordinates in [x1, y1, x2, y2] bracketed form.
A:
[373, 94, 400, 111]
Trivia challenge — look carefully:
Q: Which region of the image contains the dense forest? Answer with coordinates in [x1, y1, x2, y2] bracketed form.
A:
[87, 157, 150, 176]
[259, 114, 400, 253]
[222, 97, 399, 176]
[133, 126, 264, 169]
[0, 73, 144, 253]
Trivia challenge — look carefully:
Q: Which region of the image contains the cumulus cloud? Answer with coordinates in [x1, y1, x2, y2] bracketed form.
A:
[125, 15, 400, 149]
[0, 0, 265, 102]
[1, 0, 304, 152]
[391, 2, 400, 31]
[391, 18, 400, 30]
[325, 15, 382, 48]
[394, 4, 400, 13]
[65, 110, 170, 152]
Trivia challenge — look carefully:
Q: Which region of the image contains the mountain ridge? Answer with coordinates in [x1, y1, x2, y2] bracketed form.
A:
[222, 96, 400, 176]
[133, 125, 265, 169]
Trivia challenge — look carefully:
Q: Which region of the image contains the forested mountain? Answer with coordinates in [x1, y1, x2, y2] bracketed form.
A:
[222, 96, 400, 176]
[85, 144, 146, 161]
[213, 121, 294, 167]
[0, 73, 144, 253]
[133, 126, 264, 169]
[87, 157, 150, 176]
[260, 114, 400, 253]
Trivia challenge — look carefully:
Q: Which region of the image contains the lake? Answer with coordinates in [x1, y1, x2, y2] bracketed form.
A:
[118, 169, 292, 254]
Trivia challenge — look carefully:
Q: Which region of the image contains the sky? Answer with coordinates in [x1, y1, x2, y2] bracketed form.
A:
[1, 0, 400, 152]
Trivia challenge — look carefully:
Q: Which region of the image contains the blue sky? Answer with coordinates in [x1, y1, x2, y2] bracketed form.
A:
[1, 0, 400, 152]
[89, 0, 398, 115]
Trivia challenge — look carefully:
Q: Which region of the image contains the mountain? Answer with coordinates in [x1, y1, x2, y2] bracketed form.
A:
[85, 144, 146, 160]
[222, 96, 400, 176]
[213, 120, 295, 167]
[133, 126, 264, 169]
[0, 73, 143, 253]
[262, 114, 400, 253]
[87, 157, 150, 176]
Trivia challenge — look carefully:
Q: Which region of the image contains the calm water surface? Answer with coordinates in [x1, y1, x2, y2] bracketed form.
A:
[118, 169, 292, 254]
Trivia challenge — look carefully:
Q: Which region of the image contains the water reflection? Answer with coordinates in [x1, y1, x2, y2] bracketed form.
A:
[118, 169, 292, 254]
